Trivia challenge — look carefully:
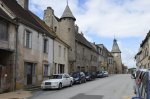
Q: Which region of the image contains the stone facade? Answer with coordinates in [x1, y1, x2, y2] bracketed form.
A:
[53, 37, 69, 74]
[0, 0, 123, 93]
[0, 0, 57, 90]
[96, 44, 115, 74]
[16, 24, 54, 89]
[0, 1, 18, 93]
[75, 33, 98, 73]
[135, 31, 150, 69]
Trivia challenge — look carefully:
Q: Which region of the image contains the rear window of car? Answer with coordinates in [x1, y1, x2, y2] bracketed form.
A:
[72, 73, 80, 78]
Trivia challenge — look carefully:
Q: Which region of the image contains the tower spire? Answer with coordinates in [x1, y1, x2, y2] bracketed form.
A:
[67, 0, 68, 5]
[60, 1, 76, 20]
[111, 38, 121, 53]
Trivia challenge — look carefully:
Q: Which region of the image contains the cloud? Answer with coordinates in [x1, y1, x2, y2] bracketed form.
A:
[117, 40, 137, 67]
[29, 0, 150, 38]
[29, 0, 150, 67]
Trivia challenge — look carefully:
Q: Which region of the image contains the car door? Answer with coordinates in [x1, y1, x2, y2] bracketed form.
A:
[66, 74, 71, 85]
[61, 75, 66, 86]
[63, 74, 68, 86]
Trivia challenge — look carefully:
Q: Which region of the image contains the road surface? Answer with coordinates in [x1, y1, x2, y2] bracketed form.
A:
[30, 74, 135, 99]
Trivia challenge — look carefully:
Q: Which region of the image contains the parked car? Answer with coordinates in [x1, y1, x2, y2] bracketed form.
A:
[132, 69, 150, 99]
[91, 72, 97, 79]
[41, 73, 73, 90]
[84, 72, 93, 81]
[96, 71, 104, 78]
[71, 72, 86, 84]
[103, 71, 109, 77]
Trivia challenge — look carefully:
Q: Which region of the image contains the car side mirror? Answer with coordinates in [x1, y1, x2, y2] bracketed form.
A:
[132, 97, 141, 99]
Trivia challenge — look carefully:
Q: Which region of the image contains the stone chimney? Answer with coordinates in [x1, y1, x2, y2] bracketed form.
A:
[18, 0, 29, 10]
[80, 32, 84, 36]
[75, 25, 79, 33]
[43, 7, 54, 28]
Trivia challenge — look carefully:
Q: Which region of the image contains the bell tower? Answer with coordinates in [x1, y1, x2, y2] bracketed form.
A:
[111, 39, 122, 73]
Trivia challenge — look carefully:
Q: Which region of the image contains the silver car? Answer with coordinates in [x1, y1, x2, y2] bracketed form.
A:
[41, 73, 74, 90]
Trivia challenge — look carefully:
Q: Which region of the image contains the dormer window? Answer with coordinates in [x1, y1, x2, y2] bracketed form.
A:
[0, 19, 8, 41]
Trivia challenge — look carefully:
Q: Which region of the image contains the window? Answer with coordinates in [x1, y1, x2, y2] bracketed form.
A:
[54, 26, 57, 32]
[24, 30, 32, 48]
[0, 19, 8, 41]
[68, 28, 71, 32]
[64, 48, 66, 60]
[59, 45, 61, 57]
[44, 64, 49, 76]
[43, 39, 48, 53]
[58, 64, 65, 73]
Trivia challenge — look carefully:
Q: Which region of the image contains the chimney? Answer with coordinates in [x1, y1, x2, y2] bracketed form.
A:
[43, 7, 54, 27]
[75, 25, 79, 33]
[80, 32, 84, 36]
[18, 0, 29, 10]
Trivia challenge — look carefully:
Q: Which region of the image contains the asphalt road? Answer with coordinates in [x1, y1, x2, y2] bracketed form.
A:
[30, 74, 135, 99]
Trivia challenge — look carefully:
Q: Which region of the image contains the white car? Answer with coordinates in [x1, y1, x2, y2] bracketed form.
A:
[41, 73, 74, 90]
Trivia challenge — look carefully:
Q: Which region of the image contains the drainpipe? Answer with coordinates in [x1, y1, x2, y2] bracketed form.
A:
[14, 18, 19, 91]
[52, 38, 54, 75]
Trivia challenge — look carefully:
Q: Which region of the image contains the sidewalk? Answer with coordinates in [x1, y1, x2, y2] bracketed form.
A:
[0, 90, 32, 99]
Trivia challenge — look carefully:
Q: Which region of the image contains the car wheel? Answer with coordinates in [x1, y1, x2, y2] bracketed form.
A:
[58, 83, 62, 90]
[70, 81, 73, 87]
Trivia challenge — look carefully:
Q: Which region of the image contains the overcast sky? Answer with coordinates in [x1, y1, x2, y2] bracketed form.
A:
[29, 0, 150, 68]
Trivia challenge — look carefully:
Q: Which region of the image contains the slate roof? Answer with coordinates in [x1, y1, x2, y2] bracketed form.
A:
[75, 33, 97, 52]
[140, 31, 150, 47]
[61, 5, 76, 20]
[1, 0, 56, 38]
[111, 39, 121, 53]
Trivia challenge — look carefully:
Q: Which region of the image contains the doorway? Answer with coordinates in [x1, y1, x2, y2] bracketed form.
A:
[25, 62, 35, 85]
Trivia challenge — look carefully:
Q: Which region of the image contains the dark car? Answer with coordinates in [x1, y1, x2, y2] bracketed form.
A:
[91, 72, 97, 79]
[96, 71, 104, 78]
[71, 72, 86, 84]
[103, 71, 109, 77]
[132, 69, 150, 99]
[84, 72, 93, 81]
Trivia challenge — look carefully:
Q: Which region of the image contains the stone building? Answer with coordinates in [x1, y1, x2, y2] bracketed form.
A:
[43, 5, 76, 73]
[135, 31, 150, 69]
[0, 2, 17, 92]
[111, 39, 123, 73]
[43, 4, 98, 73]
[75, 33, 98, 72]
[0, 0, 58, 91]
[96, 44, 115, 74]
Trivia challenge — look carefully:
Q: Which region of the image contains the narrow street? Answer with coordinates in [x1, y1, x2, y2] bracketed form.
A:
[30, 74, 134, 99]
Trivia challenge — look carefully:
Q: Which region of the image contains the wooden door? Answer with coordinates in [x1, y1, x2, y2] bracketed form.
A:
[26, 63, 32, 85]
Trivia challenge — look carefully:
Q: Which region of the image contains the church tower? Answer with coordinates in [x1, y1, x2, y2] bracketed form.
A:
[59, 3, 76, 72]
[111, 39, 122, 73]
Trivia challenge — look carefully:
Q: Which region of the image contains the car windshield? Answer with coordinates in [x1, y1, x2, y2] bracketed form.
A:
[51, 75, 62, 79]
[72, 73, 80, 78]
